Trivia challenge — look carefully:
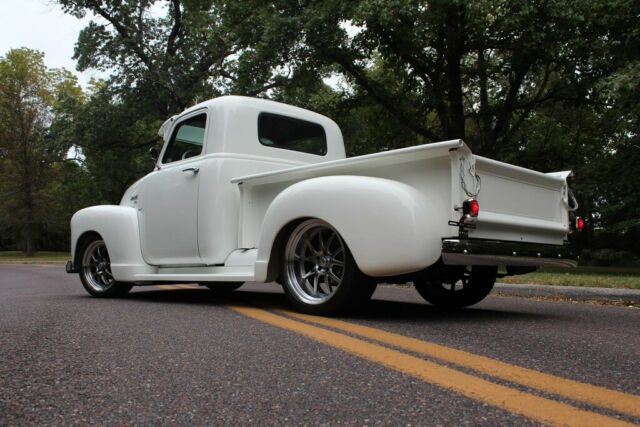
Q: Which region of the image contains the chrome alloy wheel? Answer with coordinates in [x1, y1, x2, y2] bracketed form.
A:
[81, 239, 116, 292]
[284, 220, 346, 305]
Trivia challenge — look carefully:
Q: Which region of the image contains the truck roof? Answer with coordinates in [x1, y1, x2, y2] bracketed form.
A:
[159, 95, 346, 162]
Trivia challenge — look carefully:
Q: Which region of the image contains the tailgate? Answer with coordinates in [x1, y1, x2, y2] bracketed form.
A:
[454, 153, 572, 246]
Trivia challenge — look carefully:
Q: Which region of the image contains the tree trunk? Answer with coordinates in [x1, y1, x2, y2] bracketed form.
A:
[23, 222, 34, 257]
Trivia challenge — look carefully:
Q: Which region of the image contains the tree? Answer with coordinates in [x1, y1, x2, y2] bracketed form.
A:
[71, 80, 161, 204]
[259, 0, 635, 156]
[0, 48, 83, 255]
[57, 0, 289, 117]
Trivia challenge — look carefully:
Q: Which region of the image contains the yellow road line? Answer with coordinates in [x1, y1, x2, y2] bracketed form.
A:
[155, 284, 200, 290]
[174, 284, 200, 289]
[229, 305, 633, 427]
[281, 309, 640, 419]
[156, 284, 181, 290]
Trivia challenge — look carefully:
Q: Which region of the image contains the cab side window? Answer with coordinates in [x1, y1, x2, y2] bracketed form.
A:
[162, 114, 207, 164]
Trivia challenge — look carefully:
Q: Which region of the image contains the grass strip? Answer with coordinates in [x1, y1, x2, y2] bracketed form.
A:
[0, 251, 70, 263]
[497, 272, 640, 289]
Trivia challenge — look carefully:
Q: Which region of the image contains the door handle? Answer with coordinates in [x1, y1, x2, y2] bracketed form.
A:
[182, 167, 199, 174]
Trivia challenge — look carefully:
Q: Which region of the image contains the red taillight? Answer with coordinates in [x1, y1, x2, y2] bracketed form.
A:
[462, 199, 479, 217]
[470, 200, 480, 216]
[576, 217, 585, 231]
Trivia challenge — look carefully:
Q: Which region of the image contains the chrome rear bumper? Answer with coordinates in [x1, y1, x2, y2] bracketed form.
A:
[441, 238, 577, 268]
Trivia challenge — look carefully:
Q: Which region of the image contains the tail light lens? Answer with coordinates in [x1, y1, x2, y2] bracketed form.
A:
[463, 199, 479, 217]
[570, 216, 585, 232]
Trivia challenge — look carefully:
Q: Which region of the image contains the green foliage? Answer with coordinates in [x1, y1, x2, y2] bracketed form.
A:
[57, 0, 290, 115]
[72, 82, 160, 204]
[0, 48, 85, 255]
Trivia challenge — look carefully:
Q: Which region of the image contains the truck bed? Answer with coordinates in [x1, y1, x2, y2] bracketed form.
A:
[233, 140, 571, 249]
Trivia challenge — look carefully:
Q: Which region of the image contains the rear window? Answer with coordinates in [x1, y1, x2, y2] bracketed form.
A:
[258, 113, 327, 156]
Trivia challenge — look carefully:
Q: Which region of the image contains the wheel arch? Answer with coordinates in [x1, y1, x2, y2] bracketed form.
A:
[263, 217, 307, 283]
[74, 230, 102, 269]
[254, 175, 444, 281]
[70, 205, 153, 281]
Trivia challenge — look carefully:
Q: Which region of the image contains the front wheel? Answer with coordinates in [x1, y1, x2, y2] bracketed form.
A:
[414, 266, 496, 308]
[79, 238, 132, 298]
[281, 219, 373, 315]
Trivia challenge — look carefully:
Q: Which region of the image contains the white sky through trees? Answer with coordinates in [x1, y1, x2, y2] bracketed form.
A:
[0, 0, 103, 87]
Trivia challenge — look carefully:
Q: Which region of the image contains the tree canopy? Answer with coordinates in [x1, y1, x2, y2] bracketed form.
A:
[0, 48, 87, 255]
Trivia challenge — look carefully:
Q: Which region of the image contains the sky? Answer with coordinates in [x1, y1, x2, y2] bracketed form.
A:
[0, 0, 105, 87]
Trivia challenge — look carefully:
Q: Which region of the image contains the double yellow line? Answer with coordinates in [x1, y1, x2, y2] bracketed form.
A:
[229, 305, 640, 426]
[156, 285, 640, 425]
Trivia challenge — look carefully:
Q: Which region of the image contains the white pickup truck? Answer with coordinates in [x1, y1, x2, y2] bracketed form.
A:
[67, 96, 581, 314]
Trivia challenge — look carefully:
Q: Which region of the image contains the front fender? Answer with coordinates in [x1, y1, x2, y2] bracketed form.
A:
[254, 175, 443, 280]
[71, 205, 154, 281]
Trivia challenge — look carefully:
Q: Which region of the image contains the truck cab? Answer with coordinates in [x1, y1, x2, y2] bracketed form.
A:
[125, 96, 344, 267]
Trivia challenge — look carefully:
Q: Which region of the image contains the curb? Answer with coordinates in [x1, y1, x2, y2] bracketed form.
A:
[493, 283, 640, 304]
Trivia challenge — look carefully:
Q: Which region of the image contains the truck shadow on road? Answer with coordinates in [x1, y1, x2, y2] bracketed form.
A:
[120, 286, 553, 323]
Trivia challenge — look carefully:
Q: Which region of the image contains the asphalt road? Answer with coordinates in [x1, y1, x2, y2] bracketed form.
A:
[1, 264, 639, 426]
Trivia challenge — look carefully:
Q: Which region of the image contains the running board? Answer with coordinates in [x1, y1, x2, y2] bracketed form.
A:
[134, 266, 255, 283]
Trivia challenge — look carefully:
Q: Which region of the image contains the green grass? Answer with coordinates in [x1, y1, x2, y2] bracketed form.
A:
[497, 267, 640, 289]
[0, 251, 70, 263]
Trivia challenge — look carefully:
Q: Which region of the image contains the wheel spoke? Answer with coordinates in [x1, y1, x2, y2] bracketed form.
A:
[302, 239, 318, 257]
[295, 253, 312, 262]
[302, 270, 314, 280]
[306, 230, 322, 254]
[320, 274, 330, 294]
[312, 273, 319, 296]
[325, 233, 336, 254]
[328, 270, 341, 284]
[318, 231, 326, 252]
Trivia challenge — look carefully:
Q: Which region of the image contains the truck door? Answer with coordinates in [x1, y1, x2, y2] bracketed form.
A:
[138, 111, 208, 265]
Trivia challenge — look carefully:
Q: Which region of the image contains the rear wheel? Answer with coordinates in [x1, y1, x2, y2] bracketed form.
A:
[281, 219, 373, 315]
[414, 266, 496, 308]
[79, 238, 132, 298]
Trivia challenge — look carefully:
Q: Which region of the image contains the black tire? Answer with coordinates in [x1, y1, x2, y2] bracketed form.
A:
[202, 282, 243, 292]
[281, 219, 372, 315]
[414, 266, 497, 308]
[78, 237, 132, 298]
